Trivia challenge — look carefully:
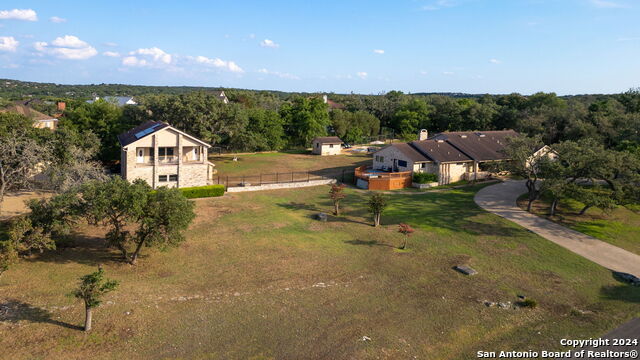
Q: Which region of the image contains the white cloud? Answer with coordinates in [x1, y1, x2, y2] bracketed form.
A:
[590, 0, 628, 8]
[122, 47, 172, 67]
[356, 71, 368, 79]
[248, 33, 256, 39]
[260, 39, 279, 48]
[489, 58, 501, 64]
[34, 35, 97, 60]
[192, 55, 244, 73]
[0, 36, 19, 52]
[103, 51, 120, 57]
[103, 42, 118, 47]
[420, 70, 428, 76]
[421, 0, 456, 11]
[373, 49, 385, 54]
[2, 63, 19, 69]
[442, 71, 454, 75]
[0, 9, 38, 21]
[50, 16, 66, 23]
[257, 68, 300, 80]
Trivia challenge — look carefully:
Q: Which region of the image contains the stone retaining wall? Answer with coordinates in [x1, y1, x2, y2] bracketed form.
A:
[226, 179, 337, 193]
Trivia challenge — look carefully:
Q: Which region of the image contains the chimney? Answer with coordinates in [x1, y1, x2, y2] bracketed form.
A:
[322, 95, 328, 104]
[56, 101, 66, 111]
[418, 129, 429, 141]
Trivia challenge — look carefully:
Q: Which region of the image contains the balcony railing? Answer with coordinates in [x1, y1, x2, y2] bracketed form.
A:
[158, 155, 178, 164]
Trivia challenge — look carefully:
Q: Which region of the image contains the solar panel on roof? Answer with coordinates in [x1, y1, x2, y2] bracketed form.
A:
[134, 123, 162, 139]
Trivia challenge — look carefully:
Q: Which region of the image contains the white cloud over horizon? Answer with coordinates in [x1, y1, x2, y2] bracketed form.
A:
[489, 58, 501, 64]
[103, 51, 120, 57]
[590, 0, 628, 8]
[260, 39, 279, 48]
[373, 49, 385, 54]
[192, 55, 244, 73]
[356, 71, 368, 79]
[50, 16, 67, 23]
[122, 47, 172, 67]
[34, 35, 97, 60]
[0, 36, 19, 52]
[0, 9, 38, 21]
[258, 68, 300, 80]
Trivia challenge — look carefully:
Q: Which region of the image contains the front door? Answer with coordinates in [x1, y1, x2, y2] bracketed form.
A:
[137, 149, 144, 163]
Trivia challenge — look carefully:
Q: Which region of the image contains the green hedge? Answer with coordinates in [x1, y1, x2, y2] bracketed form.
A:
[179, 185, 225, 199]
[412, 172, 438, 184]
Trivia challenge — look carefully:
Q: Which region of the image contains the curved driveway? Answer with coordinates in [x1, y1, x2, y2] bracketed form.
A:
[474, 180, 640, 278]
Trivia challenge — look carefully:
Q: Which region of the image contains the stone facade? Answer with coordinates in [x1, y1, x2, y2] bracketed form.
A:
[121, 127, 212, 189]
[227, 179, 336, 192]
[373, 145, 473, 185]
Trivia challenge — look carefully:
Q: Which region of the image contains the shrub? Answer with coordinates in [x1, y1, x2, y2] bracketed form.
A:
[516, 298, 538, 308]
[179, 185, 225, 199]
[412, 172, 438, 184]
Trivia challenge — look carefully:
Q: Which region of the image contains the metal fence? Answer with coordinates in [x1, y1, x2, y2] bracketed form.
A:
[215, 169, 355, 189]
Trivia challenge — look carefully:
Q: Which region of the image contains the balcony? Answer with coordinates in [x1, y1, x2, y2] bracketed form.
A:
[158, 155, 178, 164]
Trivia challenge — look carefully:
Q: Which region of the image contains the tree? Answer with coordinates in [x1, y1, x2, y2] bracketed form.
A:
[80, 178, 150, 261]
[45, 126, 107, 192]
[368, 193, 388, 227]
[566, 184, 617, 216]
[281, 97, 330, 147]
[130, 186, 195, 264]
[392, 98, 433, 139]
[328, 184, 347, 216]
[72, 267, 118, 332]
[397, 223, 414, 249]
[0, 113, 51, 215]
[498, 136, 548, 212]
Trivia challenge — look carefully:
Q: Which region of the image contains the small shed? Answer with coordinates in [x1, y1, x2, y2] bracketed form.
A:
[312, 136, 343, 155]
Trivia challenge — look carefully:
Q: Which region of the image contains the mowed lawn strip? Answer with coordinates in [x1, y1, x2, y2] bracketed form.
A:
[210, 151, 370, 177]
[518, 194, 640, 255]
[1, 185, 638, 359]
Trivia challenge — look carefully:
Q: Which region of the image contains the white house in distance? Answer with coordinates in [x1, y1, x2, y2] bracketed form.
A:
[118, 121, 215, 189]
[373, 129, 523, 185]
[87, 96, 137, 106]
[312, 136, 343, 155]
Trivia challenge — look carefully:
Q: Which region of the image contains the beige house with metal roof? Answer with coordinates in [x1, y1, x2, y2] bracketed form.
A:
[1, 104, 58, 130]
[118, 121, 215, 189]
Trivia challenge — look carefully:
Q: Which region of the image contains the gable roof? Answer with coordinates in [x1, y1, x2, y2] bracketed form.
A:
[381, 130, 520, 164]
[410, 140, 473, 162]
[431, 130, 518, 161]
[313, 136, 343, 144]
[118, 121, 211, 148]
[1, 104, 57, 121]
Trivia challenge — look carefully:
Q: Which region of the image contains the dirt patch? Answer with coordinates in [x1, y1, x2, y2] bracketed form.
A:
[0, 191, 52, 220]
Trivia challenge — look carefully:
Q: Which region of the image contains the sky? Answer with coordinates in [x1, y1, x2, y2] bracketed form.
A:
[0, 0, 638, 95]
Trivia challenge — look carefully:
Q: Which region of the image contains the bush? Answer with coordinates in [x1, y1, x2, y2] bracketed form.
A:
[412, 172, 438, 184]
[179, 185, 225, 199]
[516, 299, 538, 308]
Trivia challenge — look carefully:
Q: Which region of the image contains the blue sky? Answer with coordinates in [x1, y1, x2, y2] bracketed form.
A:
[0, 0, 638, 95]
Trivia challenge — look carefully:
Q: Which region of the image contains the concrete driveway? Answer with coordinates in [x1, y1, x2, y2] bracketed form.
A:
[474, 180, 640, 278]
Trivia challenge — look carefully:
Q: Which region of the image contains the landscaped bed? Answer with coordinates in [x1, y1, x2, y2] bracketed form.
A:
[1, 185, 638, 359]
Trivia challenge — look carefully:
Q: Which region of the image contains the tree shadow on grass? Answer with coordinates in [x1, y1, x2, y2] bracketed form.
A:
[0, 299, 83, 330]
[24, 233, 126, 266]
[278, 202, 320, 212]
[600, 272, 640, 303]
[343, 239, 395, 248]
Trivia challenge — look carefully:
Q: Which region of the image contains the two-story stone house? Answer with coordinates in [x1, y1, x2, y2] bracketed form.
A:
[118, 121, 215, 189]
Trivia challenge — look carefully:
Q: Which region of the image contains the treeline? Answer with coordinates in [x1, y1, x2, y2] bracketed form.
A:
[4, 78, 640, 162]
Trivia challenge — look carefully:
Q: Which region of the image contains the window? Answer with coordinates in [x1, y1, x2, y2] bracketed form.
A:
[159, 175, 168, 182]
[377, 156, 384, 162]
[329, 144, 334, 148]
[169, 174, 178, 181]
[398, 160, 407, 167]
[159, 147, 174, 156]
[421, 163, 427, 168]
[316, 143, 319, 148]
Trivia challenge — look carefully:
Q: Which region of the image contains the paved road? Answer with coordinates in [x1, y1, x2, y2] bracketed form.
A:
[474, 180, 640, 278]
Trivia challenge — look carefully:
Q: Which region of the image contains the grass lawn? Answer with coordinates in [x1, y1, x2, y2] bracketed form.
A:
[518, 194, 640, 255]
[210, 151, 370, 177]
[1, 185, 638, 359]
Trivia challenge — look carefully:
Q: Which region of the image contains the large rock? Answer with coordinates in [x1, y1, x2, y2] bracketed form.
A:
[454, 265, 478, 276]
[316, 213, 328, 222]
